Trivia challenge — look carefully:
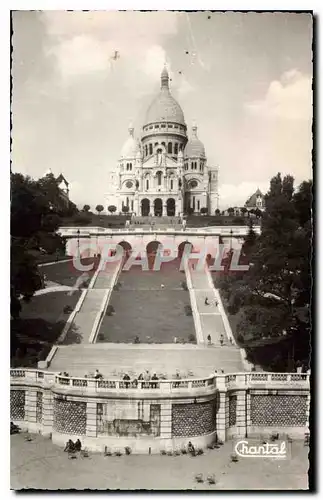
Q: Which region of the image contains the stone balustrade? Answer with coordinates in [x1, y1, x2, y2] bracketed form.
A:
[10, 368, 310, 452]
[11, 368, 310, 393]
[58, 225, 261, 237]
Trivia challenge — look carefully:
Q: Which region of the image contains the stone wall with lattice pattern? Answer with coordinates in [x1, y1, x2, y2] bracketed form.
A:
[11, 390, 25, 420]
[36, 391, 43, 423]
[172, 400, 216, 437]
[251, 395, 307, 426]
[53, 399, 86, 435]
[229, 395, 237, 426]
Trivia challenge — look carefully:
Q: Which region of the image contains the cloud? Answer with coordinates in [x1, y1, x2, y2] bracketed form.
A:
[41, 11, 178, 82]
[142, 45, 167, 80]
[47, 35, 112, 78]
[176, 76, 195, 98]
[245, 69, 312, 121]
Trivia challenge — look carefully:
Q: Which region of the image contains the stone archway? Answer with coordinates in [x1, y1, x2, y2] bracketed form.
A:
[154, 198, 163, 217]
[141, 198, 150, 216]
[146, 240, 163, 256]
[178, 241, 193, 259]
[166, 198, 176, 216]
[146, 241, 163, 269]
[117, 241, 132, 259]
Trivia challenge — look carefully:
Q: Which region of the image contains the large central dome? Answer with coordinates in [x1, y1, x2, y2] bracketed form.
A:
[144, 67, 185, 126]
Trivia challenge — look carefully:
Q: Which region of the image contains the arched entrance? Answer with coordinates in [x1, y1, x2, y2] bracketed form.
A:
[178, 241, 193, 259]
[146, 241, 163, 256]
[117, 241, 132, 260]
[154, 198, 163, 217]
[141, 198, 150, 216]
[166, 198, 176, 216]
[146, 241, 163, 269]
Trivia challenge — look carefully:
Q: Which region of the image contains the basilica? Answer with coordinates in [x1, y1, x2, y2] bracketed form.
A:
[107, 67, 219, 217]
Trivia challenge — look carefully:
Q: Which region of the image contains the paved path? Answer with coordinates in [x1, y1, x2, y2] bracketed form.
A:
[48, 344, 243, 377]
[11, 433, 309, 490]
[188, 264, 237, 347]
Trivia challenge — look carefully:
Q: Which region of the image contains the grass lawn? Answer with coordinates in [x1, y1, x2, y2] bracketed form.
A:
[11, 290, 81, 368]
[97, 261, 196, 344]
[97, 289, 196, 344]
[40, 257, 97, 287]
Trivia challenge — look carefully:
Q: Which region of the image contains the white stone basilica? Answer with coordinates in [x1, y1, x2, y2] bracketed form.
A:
[107, 67, 219, 216]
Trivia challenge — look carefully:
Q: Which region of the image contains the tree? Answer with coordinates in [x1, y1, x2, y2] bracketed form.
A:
[227, 207, 235, 216]
[200, 207, 208, 215]
[108, 205, 117, 214]
[217, 174, 312, 371]
[96, 204, 104, 215]
[122, 205, 129, 214]
[215, 209, 221, 216]
[11, 173, 65, 317]
[241, 207, 247, 217]
[254, 208, 262, 218]
[83, 204, 90, 213]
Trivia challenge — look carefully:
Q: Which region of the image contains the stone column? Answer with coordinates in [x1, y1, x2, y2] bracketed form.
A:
[235, 391, 247, 437]
[160, 401, 172, 439]
[86, 400, 97, 439]
[42, 390, 54, 437]
[305, 390, 311, 433]
[246, 390, 251, 437]
[216, 376, 227, 441]
[234, 375, 247, 438]
[42, 373, 55, 436]
[216, 392, 227, 441]
[163, 204, 167, 217]
[25, 389, 37, 427]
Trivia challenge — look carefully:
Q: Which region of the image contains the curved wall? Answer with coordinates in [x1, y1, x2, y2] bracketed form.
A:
[10, 370, 310, 454]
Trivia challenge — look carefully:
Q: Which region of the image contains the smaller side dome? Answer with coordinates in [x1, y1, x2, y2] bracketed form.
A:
[184, 125, 206, 158]
[120, 125, 140, 159]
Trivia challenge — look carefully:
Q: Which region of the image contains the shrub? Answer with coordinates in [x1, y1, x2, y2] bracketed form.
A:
[106, 305, 115, 316]
[181, 281, 188, 291]
[181, 447, 187, 455]
[184, 305, 192, 316]
[188, 333, 195, 343]
[114, 450, 122, 456]
[237, 334, 244, 344]
[125, 446, 132, 455]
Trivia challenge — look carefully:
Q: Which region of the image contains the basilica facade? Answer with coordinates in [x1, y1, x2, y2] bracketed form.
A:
[107, 67, 219, 217]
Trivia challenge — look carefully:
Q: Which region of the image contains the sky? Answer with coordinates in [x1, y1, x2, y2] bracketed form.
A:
[11, 11, 313, 209]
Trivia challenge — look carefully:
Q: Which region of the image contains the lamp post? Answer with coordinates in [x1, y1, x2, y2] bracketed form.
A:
[77, 229, 80, 258]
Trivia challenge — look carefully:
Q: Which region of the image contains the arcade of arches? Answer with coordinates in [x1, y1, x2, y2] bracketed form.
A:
[141, 197, 176, 217]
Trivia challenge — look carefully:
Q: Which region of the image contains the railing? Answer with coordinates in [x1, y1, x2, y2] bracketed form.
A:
[11, 369, 310, 392]
[59, 226, 261, 237]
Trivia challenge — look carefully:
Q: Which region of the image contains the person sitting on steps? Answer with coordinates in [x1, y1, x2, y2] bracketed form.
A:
[187, 441, 196, 456]
[64, 439, 75, 452]
[207, 334, 212, 345]
[220, 334, 224, 346]
[205, 297, 209, 305]
[75, 439, 82, 452]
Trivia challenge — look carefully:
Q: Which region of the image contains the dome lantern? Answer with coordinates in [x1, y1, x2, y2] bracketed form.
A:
[161, 65, 169, 89]
[184, 124, 206, 158]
